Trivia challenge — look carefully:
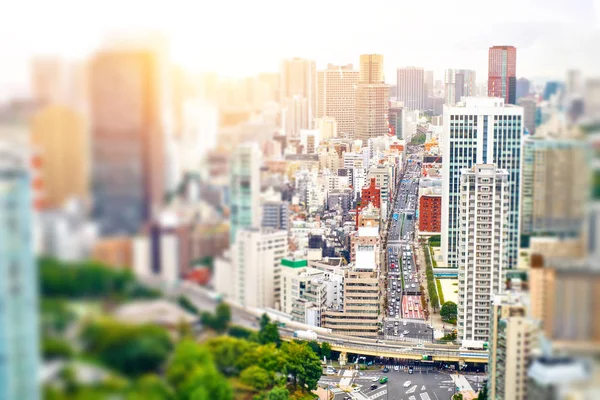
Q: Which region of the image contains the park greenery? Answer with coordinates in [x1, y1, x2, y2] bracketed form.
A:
[422, 244, 440, 310]
[411, 132, 427, 145]
[436, 279, 445, 304]
[40, 256, 324, 400]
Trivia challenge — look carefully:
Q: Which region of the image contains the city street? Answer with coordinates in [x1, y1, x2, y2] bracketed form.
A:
[321, 368, 458, 400]
[385, 146, 425, 341]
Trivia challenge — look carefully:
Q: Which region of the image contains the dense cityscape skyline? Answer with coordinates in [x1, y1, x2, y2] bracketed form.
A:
[0, 0, 599, 97]
[1, 2, 599, 398]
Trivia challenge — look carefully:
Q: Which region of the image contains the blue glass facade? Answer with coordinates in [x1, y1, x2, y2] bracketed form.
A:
[0, 151, 39, 400]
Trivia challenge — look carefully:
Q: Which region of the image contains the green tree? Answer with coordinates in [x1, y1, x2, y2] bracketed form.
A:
[283, 341, 322, 392]
[259, 322, 281, 346]
[206, 336, 258, 376]
[177, 296, 199, 315]
[167, 340, 233, 400]
[267, 387, 289, 400]
[441, 301, 458, 321]
[80, 319, 173, 377]
[259, 313, 271, 330]
[214, 303, 232, 332]
[321, 342, 332, 360]
[127, 375, 174, 400]
[43, 336, 74, 360]
[228, 325, 257, 341]
[240, 365, 271, 391]
[307, 341, 321, 357]
[477, 383, 488, 400]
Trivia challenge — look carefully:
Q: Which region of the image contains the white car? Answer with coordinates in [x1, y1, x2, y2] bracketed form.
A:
[394, 366, 400, 371]
[403, 381, 411, 387]
[371, 376, 379, 382]
[394, 321, 399, 326]
[403, 321, 408, 326]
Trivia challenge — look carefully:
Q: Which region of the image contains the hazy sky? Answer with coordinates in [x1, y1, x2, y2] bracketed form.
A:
[1, 0, 599, 95]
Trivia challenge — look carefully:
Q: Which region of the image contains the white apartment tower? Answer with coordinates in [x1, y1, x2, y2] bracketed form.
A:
[233, 228, 288, 309]
[458, 164, 510, 342]
[316, 64, 360, 138]
[442, 97, 524, 269]
[396, 67, 425, 111]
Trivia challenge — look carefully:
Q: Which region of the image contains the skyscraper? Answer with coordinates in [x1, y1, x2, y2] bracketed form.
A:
[355, 54, 390, 144]
[316, 64, 360, 138]
[424, 70, 434, 98]
[388, 102, 404, 139]
[89, 47, 166, 236]
[516, 77, 531, 100]
[396, 67, 425, 111]
[280, 58, 316, 126]
[517, 97, 537, 134]
[442, 98, 523, 269]
[520, 135, 588, 246]
[457, 164, 510, 343]
[359, 54, 384, 84]
[30, 105, 88, 209]
[444, 69, 476, 105]
[488, 45, 517, 104]
[283, 95, 309, 139]
[0, 144, 40, 400]
[229, 143, 261, 243]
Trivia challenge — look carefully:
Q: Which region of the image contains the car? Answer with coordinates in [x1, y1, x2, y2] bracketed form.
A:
[403, 381, 411, 387]
[394, 321, 399, 326]
[394, 365, 400, 371]
[370, 384, 378, 390]
[403, 321, 407, 326]
[382, 367, 389, 373]
[393, 330, 398, 335]
[403, 330, 409, 334]
[371, 376, 379, 382]
[379, 376, 388, 384]
[353, 387, 361, 392]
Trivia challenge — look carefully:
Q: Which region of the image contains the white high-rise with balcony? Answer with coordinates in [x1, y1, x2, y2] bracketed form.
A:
[458, 164, 510, 342]
[442, 97, 524, 269]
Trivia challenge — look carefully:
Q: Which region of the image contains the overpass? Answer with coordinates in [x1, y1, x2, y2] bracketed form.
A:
[160, 281, 488, 365]
[280, 328, 489, 365]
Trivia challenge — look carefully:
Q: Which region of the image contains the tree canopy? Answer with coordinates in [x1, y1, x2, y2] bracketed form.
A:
[441, 301, 458, 321]
[80, 319, 173, 378]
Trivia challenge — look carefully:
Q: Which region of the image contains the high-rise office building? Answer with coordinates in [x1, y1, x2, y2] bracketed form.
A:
[0, 144, 40, 400]
[229, 143, 261, 243]
[30, 105, 88, 209]
[444, 69, 476, 105]
[232, 228, 288, 309]
[359, 54, 384, 84]
[355, 55, 390, 144]
[283, 95, 309, 139]
[520, 135, 588, 247]
[516, 78, 531, 100]
[397, 67, 425, 110]
[89, 47, 166, 236]
[314, 117, 338, 140]
[566, 69, 582, 97]
[517, 97, 537, 134]
[488, 292, 539, 400]
[424, 70, 434, 98]
[488, 45, 517, 104]
[442, 98, 524, 269]
[316, 64, 360, 138]
[388, 102, 404, 139]
[457, 164, 510, 342]
[280, 58, 316, 126]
